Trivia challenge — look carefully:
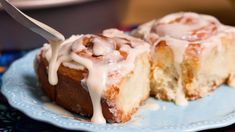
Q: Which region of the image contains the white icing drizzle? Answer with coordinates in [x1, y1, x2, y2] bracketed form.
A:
[70, 53, 107, 123]
[163, 36, 189, 64]
[40, 29, 149, 124]
[175, 78, 188, 106]
[48, 40, 61, 85]
[44, 35, 80, 85]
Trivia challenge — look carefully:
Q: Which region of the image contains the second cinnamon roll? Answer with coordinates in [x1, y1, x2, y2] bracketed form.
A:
[132, 12, 235, 105]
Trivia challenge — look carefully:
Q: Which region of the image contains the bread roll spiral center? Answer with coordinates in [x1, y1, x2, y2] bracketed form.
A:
[151, 12, 220, 42]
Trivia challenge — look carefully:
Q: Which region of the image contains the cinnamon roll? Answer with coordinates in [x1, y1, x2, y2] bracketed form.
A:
[132, 12, 235, 105]
[35, 29, 150, 123]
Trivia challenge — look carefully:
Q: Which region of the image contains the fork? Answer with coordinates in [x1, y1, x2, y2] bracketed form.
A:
[0, 0, 65, 85]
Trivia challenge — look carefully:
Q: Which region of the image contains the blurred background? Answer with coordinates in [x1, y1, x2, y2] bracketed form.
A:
[0, 0, 235, 50]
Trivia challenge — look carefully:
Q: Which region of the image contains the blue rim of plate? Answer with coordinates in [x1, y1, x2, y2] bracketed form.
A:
[1, 49, 235, 132]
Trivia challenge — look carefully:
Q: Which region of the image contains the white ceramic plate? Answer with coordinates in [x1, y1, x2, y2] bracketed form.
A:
[2, 50, 235, 132]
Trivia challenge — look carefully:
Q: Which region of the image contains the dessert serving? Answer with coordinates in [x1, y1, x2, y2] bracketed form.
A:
[132, 12, 235, 105]
[35, 12, 235, 124]
[34, 29, 150, 123]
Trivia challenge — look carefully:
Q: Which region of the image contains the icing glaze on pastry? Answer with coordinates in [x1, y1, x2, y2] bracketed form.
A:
[40, 29, 149, 123]
[133, 12, 235, 105]
[150, 13, 222, 63]
[154, 12, 221, 105]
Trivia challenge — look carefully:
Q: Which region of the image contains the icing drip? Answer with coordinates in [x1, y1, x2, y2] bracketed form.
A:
[47, 36, 79, 85]
[70, 32, 149, 123]
[41, 29, 149, 124]
[175, 78, 188, 106]
[48, 40, 62, 85]
[71, 53, 107, 123]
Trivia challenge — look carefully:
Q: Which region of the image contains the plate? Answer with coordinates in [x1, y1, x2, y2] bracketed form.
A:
[2, 50, 235, 132]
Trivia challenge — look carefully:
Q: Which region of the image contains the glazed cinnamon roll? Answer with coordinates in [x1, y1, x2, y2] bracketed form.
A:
[132, 12, 235, 105]
[35, 29, 150, 123]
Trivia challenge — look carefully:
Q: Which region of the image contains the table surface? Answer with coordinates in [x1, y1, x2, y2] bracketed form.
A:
[0, 37, 235, 131]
